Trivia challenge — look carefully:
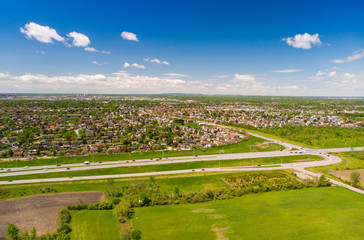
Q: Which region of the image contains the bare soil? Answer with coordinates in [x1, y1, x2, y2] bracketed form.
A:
[0, 191, 103, 239]
[192, 208, 215, 213]
[331, 169, 364, 185]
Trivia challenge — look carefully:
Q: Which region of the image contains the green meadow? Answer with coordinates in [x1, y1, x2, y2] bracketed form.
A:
[132, 187, 364, 240]
[71, 210, 120, 240]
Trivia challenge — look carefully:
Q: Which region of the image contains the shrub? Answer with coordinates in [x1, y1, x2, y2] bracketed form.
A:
[113, 200, 134, 223]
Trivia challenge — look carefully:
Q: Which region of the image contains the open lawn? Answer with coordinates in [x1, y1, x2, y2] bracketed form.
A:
[0, 155, 321, 181]
[71, 210, 120, 240]
[0, 135, 281, 168]
[132, 187, 364, 240]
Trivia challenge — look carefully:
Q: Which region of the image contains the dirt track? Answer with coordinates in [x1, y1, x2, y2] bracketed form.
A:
[0, 192, 103, 239]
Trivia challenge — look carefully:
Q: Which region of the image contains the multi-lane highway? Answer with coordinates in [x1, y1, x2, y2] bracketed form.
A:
[0, 130, 363, 194]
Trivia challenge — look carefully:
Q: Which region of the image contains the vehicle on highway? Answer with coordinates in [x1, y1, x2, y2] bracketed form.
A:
[56, 164, 61, 167]
[8, 180, 13, 182]
[7, 169, 11, 171]
[66, 168, 71, 170]
[84, 161, 90, 165]
[24, 166, 29, 169]
[43, 168, 48, 171]
[0, 168, 4, 171]
[202, 169, 205, 171]
[192, 169, 195, 172]
[99, 161, 102, 164]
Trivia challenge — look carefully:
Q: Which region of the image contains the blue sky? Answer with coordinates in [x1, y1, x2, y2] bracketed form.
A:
[1, 0, 364, 96]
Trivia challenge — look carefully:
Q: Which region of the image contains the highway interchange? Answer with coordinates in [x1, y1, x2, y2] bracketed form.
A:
[0, 131, 363, 194]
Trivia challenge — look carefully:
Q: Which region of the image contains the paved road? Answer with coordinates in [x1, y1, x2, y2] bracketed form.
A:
[0, 129, 363, 195]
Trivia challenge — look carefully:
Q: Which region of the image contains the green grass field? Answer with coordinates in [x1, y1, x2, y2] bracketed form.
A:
[71, 210, 120, 240]
[0, 170, 291, 200]
[0, 155, 321, 181]
[132, 187, 364, 240]
[309, 151, 364, 174]
[0, 135, 281, 168]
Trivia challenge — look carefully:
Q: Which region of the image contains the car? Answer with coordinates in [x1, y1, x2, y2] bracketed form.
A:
[150, 158, 153, 160]
[201, 169, 205, 171]
[84, 161, 90, 165]
[66, 168, 71, 170]
[195, 155, 198, 157]
[43, 168, 48, 171]
[69, 176, 73, 179]
[257, 165, 261, 166]
[126, 161, 129, 163]
[132, 160, 135, 162]
[0, 168, 4, 171]
[7, 169, 11, 171]
[8, 180, 13, 182]
[56, 164, 61, 167]
[24, 166, 29, 169]
[192, 169, 195, 172]
[99, 161, 102, 164]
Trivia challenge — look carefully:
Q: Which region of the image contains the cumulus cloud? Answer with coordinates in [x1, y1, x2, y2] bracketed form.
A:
[332, 50, 364, 63]
[67, 32, 91, 47]
[123, 62, 145, 69]
[211, 75, 230, 78]
[20, 22, 65, 43]
[271, 69, 302, 73]
[35, 50, 45, 55]
[84, 47, 98, 52]
[283, 33, 322, 49]
[121, 31, 139, 42]
[144, 58, 170, 65]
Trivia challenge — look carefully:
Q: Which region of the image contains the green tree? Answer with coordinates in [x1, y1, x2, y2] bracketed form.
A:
[113, 200, 133, 223]
[131, 229, 142, 240]
[7, 224, 19, 240]
[350, 172, 361, 187]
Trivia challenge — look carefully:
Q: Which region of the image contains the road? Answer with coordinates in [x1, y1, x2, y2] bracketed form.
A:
[0, 129, 363, 195]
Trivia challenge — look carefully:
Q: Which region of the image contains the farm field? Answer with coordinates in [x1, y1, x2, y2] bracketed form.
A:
[132, 187, 364, 240]
[0, 155, 321, 181]
[0, 135, 280, 169]
[71, 210, 120, 240]
[0, 192, 103, 238]
[332, 169, 364, 185]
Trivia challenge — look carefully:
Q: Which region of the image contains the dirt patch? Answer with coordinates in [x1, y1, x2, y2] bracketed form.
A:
[251, 142, 272, 149]
[192, 208, 215, 213]
[0, 191, 103, 238]
[208, 214, 222, 219]
[331, 169, 364, 185]
[212, 226, 229, 240]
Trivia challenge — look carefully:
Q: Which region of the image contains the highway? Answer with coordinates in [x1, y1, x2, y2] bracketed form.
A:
[0, 130, 363, 194]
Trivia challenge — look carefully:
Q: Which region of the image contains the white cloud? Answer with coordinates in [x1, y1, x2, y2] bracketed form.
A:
[101, 50, 111, 54]
[35, 50, 45, 55]
[123, 62, 145, 69]
[121, 31, 139, 42]
[163, 73, 189, 77]
[211, 75, 230, 78]
[332, 50, 364, 63]
[144, 58, 170, 65]
[20, 22, 65, 43]
[132, 63, 145, 69]
[271, 69, 302, 73]
[67, 32, 91, 47]
[84, 47, 98, 52]
[92, 61, 108, 65]
[0, 72, 186, 93]
[283, 33, 322, 49]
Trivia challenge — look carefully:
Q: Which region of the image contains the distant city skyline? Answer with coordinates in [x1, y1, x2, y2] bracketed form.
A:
[1, 0, 364, 96]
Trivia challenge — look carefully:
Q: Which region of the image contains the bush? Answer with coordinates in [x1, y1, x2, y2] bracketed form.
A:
[131, 229, 142, 240]
[7, 224, 19, 240]
[113, 200, 134, 223]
